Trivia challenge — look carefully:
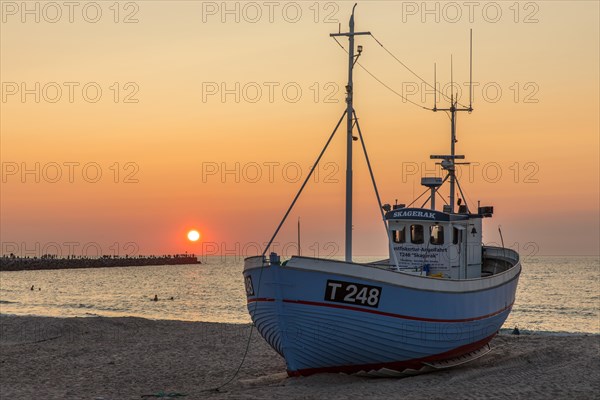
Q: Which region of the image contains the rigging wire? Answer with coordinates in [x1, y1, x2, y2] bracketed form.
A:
[406, 187, 430, 208]
[332, 37, 429, 111]
[420, 195, 431, 209]
[370, 34, 469, 109]
[357, 62, 430, 110]
[331, 35, 346, 51]
[455, 174, 477, 213]
[354, 110, 401, 269]
[436, 188, 449, 205]
[333, 36, 475, 212]
[208, 111, 347, 393]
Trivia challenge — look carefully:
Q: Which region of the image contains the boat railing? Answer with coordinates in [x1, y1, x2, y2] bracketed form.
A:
[482, 246, 520, 276]
[244, 255, 269, 270]
[483, 246, 520, 265]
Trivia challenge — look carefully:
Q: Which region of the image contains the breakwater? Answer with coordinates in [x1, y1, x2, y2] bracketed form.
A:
[0, 255, 200, 271]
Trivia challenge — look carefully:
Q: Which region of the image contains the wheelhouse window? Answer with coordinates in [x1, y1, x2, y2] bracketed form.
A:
[430, 225, 444, 245]
[392, 227, 406, 243]
[410, 224, 424, 244]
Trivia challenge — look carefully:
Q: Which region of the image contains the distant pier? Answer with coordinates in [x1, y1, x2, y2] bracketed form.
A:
[0, 254, 201, 272]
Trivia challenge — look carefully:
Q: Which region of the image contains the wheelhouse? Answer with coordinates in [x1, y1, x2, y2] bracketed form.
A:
[385, 207, 485, 279]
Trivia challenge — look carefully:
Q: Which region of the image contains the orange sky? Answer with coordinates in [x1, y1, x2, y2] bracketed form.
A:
[1, 1, 598, 257]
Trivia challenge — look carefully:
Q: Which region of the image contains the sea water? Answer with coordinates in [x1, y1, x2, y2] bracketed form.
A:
[0, 256, 598, 334]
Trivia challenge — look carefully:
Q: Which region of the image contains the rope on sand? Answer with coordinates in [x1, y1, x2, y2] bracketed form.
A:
[140, 391, 187, 398]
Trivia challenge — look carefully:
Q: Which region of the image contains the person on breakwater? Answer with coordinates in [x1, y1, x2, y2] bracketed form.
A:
[31, 285, 34, 291]
[153, 295, 158, 301]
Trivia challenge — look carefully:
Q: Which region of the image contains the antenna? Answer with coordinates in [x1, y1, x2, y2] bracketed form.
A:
[469, 29, 473, 110]
[433, 63, 437, 110]
[450, 54, 454, 106]
[429, 30, 475, 213]
[298, 217, 301, 256]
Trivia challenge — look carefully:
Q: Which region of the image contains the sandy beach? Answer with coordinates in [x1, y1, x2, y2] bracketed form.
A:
[0, 315, 598, 400]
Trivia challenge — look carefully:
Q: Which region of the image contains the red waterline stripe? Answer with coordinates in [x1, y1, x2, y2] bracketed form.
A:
[287, 332, 497, 377]
[247, 297, 275, 303]
[248, 297, 512, 323]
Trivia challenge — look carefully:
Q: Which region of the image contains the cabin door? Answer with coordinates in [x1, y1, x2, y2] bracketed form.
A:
[453, 225, 467, 279]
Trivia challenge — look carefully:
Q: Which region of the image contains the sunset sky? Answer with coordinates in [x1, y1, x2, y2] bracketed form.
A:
[1, 1, 598, 258]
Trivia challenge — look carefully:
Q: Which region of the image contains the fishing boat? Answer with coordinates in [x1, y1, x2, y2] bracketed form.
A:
[243, 5, 520, 377]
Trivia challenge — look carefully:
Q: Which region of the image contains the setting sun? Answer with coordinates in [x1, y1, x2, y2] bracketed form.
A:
[187, 230, 200, 242]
